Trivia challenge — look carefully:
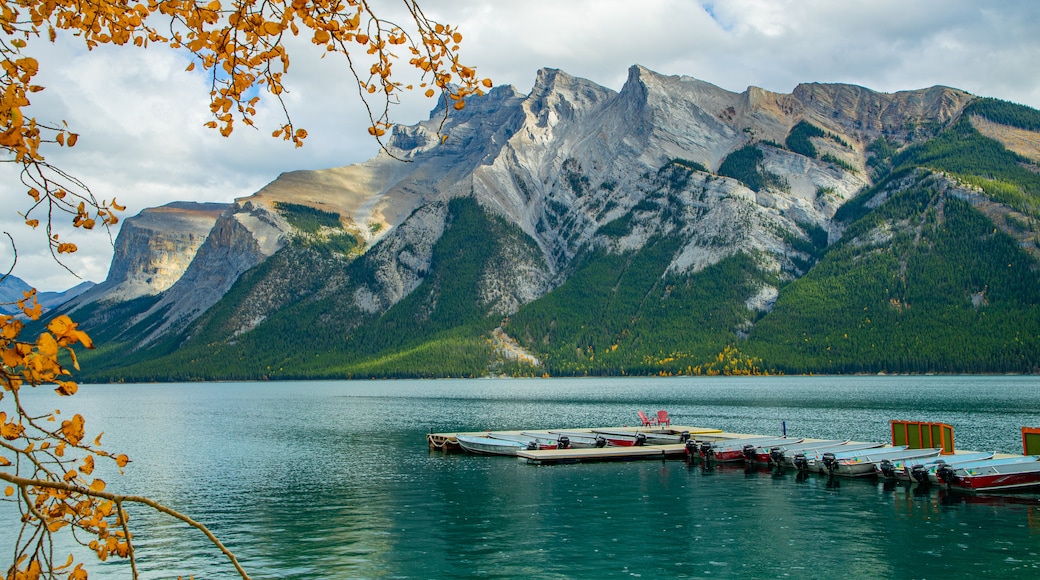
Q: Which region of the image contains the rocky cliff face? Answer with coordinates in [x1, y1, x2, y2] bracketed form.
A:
[68, 202, 229, 307]
[67, 65, 977, 350]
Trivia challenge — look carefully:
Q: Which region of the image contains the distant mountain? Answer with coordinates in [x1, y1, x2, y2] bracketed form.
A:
[40, 65, 1040, 380]
[0, 275, 95, 315]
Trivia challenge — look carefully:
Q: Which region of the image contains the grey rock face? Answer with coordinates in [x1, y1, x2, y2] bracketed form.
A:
[72, 65, 977, 345]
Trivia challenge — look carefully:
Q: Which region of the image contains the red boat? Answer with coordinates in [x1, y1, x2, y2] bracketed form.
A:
[938, 457, 1040, 493]
[698, 436, 800, 462]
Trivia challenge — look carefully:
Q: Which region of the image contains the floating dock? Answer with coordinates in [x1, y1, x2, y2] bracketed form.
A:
[427, 426, 784, 464]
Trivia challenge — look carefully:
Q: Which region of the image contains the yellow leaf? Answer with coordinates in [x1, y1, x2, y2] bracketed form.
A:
[3, 486, 11, 496]
[453, 100, 466, 111]
[424, 89, 435, 98]
[67, 133, 78, 147]
[61, 414, 85, 445]
[89, 479, 106, 493]
[115, 454, 130, 468]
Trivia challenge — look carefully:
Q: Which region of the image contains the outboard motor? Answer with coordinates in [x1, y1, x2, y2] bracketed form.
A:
[634, 433, 647, 447]
[701, 441, 715, 460]
[685, 439, 698, 456]
[742, 444, 757, 462]
[879, 459, 897, 478]
[822, 452, 838, 474]
[526, 440, 539, 451]
[910, 463, 930, 484]
[936, 464, 957, 486]
[769, 447, 785, 466]
[792, 453, 809, 472]
[680, 431, 691, 443]
[595, 436, 608, 448]
[558, 436, 570, 450]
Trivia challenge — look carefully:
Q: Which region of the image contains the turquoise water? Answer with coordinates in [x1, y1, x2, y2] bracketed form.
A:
[4, 376, 1040, 578]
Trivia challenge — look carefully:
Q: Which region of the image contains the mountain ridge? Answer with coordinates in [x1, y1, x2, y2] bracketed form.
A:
[38, 65, 1040, 380]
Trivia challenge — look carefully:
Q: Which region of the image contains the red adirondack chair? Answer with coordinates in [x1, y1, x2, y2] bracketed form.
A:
[638, 410, 657, 427]
[656, 410, 672, 426]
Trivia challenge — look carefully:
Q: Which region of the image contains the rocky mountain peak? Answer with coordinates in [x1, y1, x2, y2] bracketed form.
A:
[70, 202, 230, 307]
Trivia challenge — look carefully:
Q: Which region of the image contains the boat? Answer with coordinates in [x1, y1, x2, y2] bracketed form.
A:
[486, 432, 558, 450]
[825, 447, 942, 477]
[801, 444, 902, 473]
[750, 439, 846, 465]
[591, 429, 686, 446]
[875, 451, 995, 481]
[928, 455, 1040, 484]
[782, 441, 888, 470]
[522, 431, 606, 449]
[697, 436, 801, 463]
[456, 434, 533, 456]
[937, 457, 1040, 492]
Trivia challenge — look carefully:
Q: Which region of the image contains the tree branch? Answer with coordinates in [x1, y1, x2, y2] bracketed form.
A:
[0, 471, 252, 580]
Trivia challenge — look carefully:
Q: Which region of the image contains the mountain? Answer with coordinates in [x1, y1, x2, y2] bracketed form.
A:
[0, 275, 95, 315]
[41, 65, 1040, 380]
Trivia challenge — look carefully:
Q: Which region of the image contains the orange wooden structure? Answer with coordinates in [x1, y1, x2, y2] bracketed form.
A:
[1022, 427, 1040, 456]
[891, 420, 954, 454]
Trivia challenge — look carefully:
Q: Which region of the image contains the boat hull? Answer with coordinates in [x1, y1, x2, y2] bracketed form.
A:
[456, 435, 528, 456]
[943, 460, 1040, 492]
[828, 448, 941, 477]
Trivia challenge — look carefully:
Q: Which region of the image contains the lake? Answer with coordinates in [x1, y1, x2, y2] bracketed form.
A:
[3, 375, 1040, 578]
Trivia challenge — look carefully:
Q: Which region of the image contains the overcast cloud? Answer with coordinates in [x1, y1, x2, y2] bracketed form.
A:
[5, 0, 1039, 291]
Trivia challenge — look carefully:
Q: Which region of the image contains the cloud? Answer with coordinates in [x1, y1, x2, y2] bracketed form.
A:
[5, 0, 1040, 291]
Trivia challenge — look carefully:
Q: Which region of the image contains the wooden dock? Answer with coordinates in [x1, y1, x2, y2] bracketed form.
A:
[516, 443, 689, 464]
[429, 426, 729, 461]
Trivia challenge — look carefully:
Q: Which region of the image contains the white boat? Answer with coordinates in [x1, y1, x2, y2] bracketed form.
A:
[876, 451, 995, 481]
[802, 444, 903, 473]
[784, 441, 887, 470]
[522, 431, 605, 449]
[487, 432, 557, 450]
[826, 447, 942, 477]
[456, 435, 531, 456]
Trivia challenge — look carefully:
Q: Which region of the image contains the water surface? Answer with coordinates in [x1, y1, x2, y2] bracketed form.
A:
[3, 376, 1040, 578]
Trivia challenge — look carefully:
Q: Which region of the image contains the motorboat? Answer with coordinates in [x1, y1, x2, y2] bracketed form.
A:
[486, 432, 558, 450]
[937, 457, 1040, 492]
[522, 431, 606, 449]
[875, 451, 995, 481]
[801, 444, 903, 473]
[751, 439, 846, 465]
[825, 447, 942, 477]
[696, 436, 800, 462]
[591, 429, 687, 446]
[456, 434, 533, 456]
[928, 455, 1040, 484]
[783, 441, 888, 471]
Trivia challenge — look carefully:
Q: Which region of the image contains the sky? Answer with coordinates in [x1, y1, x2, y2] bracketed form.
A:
[4, 0, 1040, 291]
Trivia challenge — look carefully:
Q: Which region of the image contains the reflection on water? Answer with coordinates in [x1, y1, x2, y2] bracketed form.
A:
[2, 376, 1040, 578]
